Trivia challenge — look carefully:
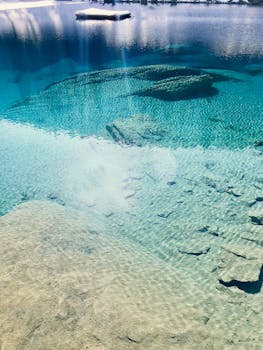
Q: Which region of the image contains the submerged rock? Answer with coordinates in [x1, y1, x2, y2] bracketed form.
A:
[131, 65, 203, 81]
[221, 244, 263, 260]
[220, 261, 262, 287]
[43, 64, 234, 91]
[133, 74, 217, 101]
[218, 244, 263, 294]
[254, 140, 263, 147]
[4, 64, 240, 139]
[244, 64, 262, 76]
[5, 65, 237, 133]
[197, 225, 224, 237]
[105, 115, 167, 146]
[43, 65, 205, 90]
[177, 240, 211, 256]
[157, 210, 174, 219]
[248, 210, 263, 225]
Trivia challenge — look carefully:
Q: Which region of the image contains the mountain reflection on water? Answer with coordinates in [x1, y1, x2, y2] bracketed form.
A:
[0, 3, 263, 73]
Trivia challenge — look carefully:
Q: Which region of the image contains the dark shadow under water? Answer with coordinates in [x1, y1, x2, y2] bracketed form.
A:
[220, 266, 263, 294]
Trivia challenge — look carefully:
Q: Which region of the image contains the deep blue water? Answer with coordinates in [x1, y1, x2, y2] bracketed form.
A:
[0, 3, 263, 92]
[1, 3, 263, 71]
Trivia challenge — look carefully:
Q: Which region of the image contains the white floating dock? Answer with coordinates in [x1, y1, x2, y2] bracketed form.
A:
[75, 8, 131, 21]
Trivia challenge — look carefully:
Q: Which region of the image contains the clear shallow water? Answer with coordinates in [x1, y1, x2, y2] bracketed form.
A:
[0, 3, 263, 349]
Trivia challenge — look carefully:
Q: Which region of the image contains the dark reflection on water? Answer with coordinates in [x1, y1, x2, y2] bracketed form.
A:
[0, 3, 263, 72]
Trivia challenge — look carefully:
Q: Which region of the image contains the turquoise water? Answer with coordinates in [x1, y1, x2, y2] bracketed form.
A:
[0, 2, 262, 245]
[0, 3, 262, 215]
[0, 3, 263, 348]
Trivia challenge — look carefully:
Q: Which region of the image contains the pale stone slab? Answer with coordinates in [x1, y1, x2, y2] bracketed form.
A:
[75, 8, 131, 21]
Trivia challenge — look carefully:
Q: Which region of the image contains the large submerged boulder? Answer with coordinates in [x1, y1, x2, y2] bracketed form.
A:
[218, 244, 263, 294]
[133, 74, 217, 101]
[105, 115, 167, 146]
[176, 239, 211, 256]
[44, 64, 234, 91]
[244, 64, 262, 76]
[43, 65, 204, 90]
[130, 65, 203, 81]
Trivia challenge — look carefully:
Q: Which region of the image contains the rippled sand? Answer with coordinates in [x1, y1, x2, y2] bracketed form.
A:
[0, 201, 262, 349]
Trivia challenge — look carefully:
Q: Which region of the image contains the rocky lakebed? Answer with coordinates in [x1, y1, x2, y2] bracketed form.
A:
[0, 64, 263, 349]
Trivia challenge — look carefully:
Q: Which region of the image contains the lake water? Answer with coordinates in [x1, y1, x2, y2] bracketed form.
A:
[0, 2, 262, 349]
